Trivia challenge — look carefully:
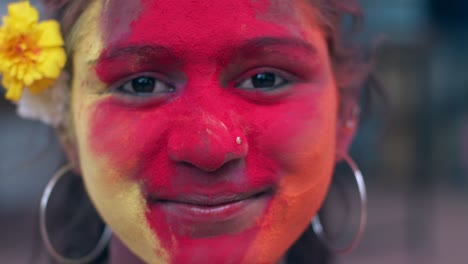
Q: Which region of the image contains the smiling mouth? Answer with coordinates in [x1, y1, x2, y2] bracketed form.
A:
[146, 188, 273, 237]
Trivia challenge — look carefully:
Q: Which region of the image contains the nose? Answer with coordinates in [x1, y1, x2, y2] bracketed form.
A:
[167, 114, 247, 172]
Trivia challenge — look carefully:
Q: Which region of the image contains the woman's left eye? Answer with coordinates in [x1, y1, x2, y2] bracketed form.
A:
[237, 72, 289, 90]
[115, 76, 175, 96]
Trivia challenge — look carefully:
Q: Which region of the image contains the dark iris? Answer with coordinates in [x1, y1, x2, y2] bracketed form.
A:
[131, 77, 155, 93]
[252, 73, 276, 88]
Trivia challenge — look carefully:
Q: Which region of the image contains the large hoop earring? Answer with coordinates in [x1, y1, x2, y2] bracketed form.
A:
[39, 164, 112, 264]
[311, 154, 367, 254]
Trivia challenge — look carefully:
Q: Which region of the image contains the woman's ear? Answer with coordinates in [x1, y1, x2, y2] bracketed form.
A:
[58, 125, 82, 175]
[335, 104, 360, 161]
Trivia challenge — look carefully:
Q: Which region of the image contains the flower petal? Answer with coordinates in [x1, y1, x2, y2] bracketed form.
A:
[24, 71, 35, 86]
[2, 76, 23, 102]
[37, 47, 67, 78]
[29, 78, 54, 94]
[18, 72, 70, 127]
[1, 1, 67, 104]
[7, 1, 39, 26]
[37, 20, 64, 48]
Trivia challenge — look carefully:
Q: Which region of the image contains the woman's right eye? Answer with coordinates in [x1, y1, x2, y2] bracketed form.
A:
[116, 76, 175, 96]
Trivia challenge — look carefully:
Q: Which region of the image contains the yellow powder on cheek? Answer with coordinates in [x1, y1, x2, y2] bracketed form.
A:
[69, 1, 167, 262]
[85, 167, 168, 263]
[77, 135, 168, 263]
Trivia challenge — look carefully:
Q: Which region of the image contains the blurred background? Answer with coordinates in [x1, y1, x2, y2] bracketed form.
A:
[0, 0, 467, 263]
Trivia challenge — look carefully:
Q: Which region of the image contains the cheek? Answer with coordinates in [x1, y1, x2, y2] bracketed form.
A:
[72, 97, 170, 263]
[86, 99, 173, 187]
[246, 86, 337, 181]
[244, 86, 337, 262]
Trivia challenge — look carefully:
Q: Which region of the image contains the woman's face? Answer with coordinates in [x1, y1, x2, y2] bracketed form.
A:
[71, 0, 338, 263]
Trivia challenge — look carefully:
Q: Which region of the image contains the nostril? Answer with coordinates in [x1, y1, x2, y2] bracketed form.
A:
[176, 152, 242, 172]
[167, 127, 248, 172]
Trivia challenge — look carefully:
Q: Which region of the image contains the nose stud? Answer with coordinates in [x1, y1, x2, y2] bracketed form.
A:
[236, 136, 242, 145]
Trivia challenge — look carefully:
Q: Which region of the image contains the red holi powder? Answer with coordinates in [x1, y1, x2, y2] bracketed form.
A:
[88, 0, 335, 262]
[145, 201, 264, 264]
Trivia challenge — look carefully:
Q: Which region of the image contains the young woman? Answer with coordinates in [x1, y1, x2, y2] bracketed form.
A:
[1, 0, 371, 263]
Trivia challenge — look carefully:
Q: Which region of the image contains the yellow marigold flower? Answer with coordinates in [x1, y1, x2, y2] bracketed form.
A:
[0, 1, 66, 102]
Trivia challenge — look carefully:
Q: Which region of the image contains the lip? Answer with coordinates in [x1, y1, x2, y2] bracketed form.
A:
[146, 188, 273, 236]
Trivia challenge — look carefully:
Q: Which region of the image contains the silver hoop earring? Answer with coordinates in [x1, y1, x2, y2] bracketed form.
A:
[311, 154, 367, 254]
[40, 164, 112, 264]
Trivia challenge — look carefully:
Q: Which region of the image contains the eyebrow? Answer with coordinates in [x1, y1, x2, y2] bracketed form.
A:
[93, 35, 319, 73]
[236, 36, 318, 55]
[95, 44, 177, 64]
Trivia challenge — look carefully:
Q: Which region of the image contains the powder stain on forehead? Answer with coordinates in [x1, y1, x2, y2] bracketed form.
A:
[250, 0, 307, 37]
[251, 0, 297, 23]
[101, 0, 144, 45]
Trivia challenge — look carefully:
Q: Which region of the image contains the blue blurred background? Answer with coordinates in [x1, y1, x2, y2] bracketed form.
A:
[0, 0, 467, 263]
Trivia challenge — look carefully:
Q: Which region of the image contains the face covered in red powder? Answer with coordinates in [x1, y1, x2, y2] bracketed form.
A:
[69, 0, 345, 263]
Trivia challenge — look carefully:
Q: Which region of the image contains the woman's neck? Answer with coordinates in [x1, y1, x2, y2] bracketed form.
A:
[109, 236, 145, 264]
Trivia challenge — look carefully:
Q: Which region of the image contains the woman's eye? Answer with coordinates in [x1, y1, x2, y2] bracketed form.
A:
[237, 72, 289, 90]
[116, 76, 175, 96]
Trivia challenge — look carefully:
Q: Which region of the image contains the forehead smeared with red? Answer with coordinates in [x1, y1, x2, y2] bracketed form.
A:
[100, 0, 143, 44]
[98, 0, 313, 48]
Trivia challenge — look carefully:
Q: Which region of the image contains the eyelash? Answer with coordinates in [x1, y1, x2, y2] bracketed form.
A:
[111, 73, 175, 97]
[110, 68, 295, 99]
[234, 68, 295, 91]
